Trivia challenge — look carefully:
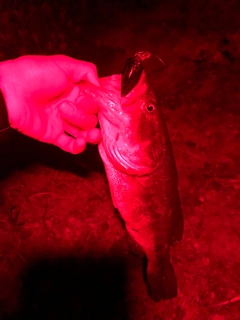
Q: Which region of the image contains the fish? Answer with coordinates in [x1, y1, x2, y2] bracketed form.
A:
[81, 51, 183, 301]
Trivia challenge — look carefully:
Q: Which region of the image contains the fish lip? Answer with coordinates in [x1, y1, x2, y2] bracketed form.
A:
[84, 85, 122, 127]
[121, 56, 143, 97]
[98, 97, 123, 127]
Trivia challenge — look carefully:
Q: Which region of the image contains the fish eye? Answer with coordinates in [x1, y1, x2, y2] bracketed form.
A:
[145, 103, 156, 113]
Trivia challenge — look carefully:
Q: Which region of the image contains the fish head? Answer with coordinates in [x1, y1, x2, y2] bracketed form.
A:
[97, 53, 166, 176]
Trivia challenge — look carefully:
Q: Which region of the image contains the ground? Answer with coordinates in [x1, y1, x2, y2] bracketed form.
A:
[0, 0, 240, 319]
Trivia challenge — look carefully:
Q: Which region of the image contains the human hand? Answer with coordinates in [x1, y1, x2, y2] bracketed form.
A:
[0, 55, 101, 153]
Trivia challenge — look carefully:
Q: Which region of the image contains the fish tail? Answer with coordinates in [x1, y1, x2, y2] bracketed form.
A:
[170, 212, 184, 246]
[170, 195, 184, 246]
[145, 255, 178, 302]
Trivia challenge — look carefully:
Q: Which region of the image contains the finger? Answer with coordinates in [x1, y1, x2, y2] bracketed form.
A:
[55, 134, 87, 154]
[52, 55, 100, 86]
[75, 95, 99, 114]
[62, 127, 101, 144]
[63, 121, 81, 138]
[86, 128, 101, 144]
[59, 101, 98, 130]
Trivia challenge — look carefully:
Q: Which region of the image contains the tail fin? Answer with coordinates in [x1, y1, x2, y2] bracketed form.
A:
[145, 256, 178, 302]
[170, 195, 184, 247]
[170, 210, 184, 246]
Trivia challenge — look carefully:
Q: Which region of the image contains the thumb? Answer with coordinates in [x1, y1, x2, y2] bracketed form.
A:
[52, 55, 100, 86]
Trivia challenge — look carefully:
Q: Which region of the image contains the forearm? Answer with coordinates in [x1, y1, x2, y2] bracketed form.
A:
[0, 89, 10, 132]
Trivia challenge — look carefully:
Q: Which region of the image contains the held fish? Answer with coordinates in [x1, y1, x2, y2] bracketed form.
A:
[82, 52, 183, 301]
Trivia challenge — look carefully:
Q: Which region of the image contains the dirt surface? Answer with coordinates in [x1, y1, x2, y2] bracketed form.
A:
[0, 1, 240, 319]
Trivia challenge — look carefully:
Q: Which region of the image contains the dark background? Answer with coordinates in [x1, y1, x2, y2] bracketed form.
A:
[0, 0, 240, 319]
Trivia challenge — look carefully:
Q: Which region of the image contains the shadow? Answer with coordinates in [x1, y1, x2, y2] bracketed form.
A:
[0, 131, 105, 181]
[8, 255, 128, 320]
[33, 139, 105, 175]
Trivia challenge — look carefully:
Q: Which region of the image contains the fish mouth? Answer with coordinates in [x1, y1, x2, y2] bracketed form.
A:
[121, 51, 154, 97]
[98, 100, 123, 129]
[121, 56, 143, 97]
[121, 51, 166, 97]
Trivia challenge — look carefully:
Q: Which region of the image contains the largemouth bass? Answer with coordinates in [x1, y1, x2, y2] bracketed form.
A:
[82, 52, 183, 301]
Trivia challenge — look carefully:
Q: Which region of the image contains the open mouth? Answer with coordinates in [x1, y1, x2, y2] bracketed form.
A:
[121, 53, 143, 97]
